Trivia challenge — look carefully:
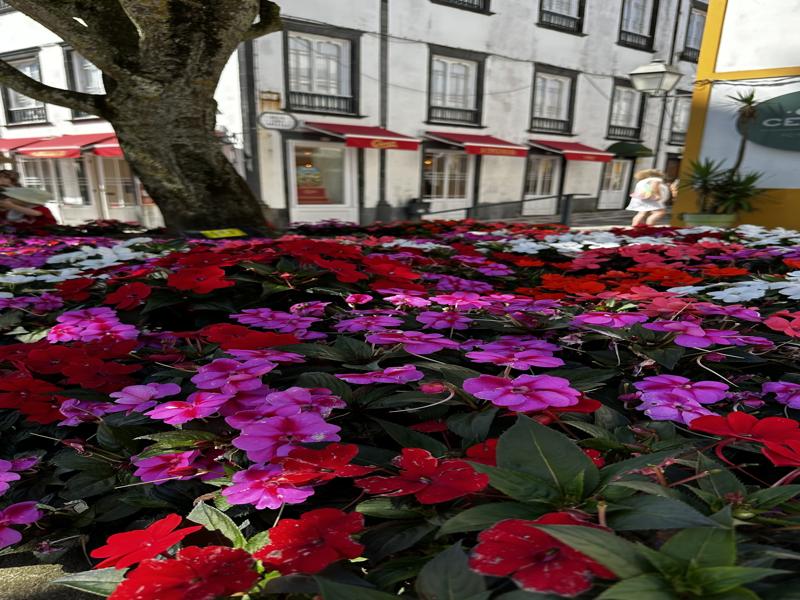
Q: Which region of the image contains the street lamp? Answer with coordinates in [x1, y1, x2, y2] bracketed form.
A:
[629, 59, 683, 96]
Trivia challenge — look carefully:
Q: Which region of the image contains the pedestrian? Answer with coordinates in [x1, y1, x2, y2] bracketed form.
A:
[0, 169, 57, 232]
[626, 169, 670, 226]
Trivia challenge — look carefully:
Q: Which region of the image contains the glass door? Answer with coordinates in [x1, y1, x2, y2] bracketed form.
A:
[598, 159, 633, 209]
[522, 155, 561, 216]
[289, 141, 358, 224]
[421, 150, 473, 219]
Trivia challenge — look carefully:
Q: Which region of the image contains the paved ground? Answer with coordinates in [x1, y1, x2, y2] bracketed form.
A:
[503, 208, 673, 228]
[0, 554, 94, 600]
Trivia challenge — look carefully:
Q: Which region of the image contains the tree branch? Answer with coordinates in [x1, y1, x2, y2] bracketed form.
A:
[0, 59, 104, 115]
[243, 0, 282, 40]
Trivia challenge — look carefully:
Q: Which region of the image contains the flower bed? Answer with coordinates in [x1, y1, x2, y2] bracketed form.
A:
[0, 221, 800, 599]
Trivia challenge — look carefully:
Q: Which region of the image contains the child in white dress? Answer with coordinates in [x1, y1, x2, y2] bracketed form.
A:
[626, 169, 670, 226]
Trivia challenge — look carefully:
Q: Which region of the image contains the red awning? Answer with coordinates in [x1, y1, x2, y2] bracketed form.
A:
[15, 133, 117, 158]
[0, 137, 44, 153]
[305, 122, 420, 151]
[529, 139, 614, 163]
[426, 132, 527, 157]
[89, 135, 123, 158]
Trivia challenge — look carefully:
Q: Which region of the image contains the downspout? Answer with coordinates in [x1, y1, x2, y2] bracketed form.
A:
[238, 40, 262, 204]
[375, 0, 393, 222]
[652, 0, 683, 169]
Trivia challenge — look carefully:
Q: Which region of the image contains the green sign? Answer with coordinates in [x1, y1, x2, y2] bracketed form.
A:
[739, 90, 800, 151]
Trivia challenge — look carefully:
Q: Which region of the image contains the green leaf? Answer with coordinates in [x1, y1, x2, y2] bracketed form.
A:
[469, 463, 560, 503]
[428, 364, 482, 387]
[642, 347, 686, 369]
[286, 343, 345, 361]
[607, 496, 719, 531]
[497, 592, 564, 600]
[748, 485, 800, 508]
[53, 567, 127, 597]
[707, 588, 760, 600]
[187, 503, 246, 549]
[316, 578, 401, 600]
[135, 430, 218, 444]
[532, 525, 647, 579]
[61, 473, 116, 501]
[373, 418, 447, 456]
[245, 531, 270, 553]
[661, 528, 736, 568]
[333, 336, 376, 362]
[361, 521, 436, 563]
[545, 367, 617, 391]
[356, 497, 422, 520]
[52, 450, 115, 477]
[689, 566, 787, 594]
[696, 454, 745, 498]
[446, 409, 497, 445]
[599, 449, 682, 486]
[415, 543, 488, 600]
[597, 574, 678, 600]
[497, 416, 599, 496]
[439, 502, 547, 535]
[367, 555, 431, 588]
[296, 371, 353, 400]
[608, 480, 678, 498]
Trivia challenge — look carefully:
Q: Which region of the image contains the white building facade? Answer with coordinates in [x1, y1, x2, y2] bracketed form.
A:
[249, 0, 705, 224]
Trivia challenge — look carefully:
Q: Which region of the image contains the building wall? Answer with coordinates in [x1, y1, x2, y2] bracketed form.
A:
[673, 0, 800, 228]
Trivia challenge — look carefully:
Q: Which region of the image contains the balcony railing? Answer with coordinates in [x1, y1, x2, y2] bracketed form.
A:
[539, 10, 582, 33]
[619, 30, 653, 51]
[429, 105, 481, 125]
[432, 0, 490, 11]
[530, 116, 571, 134]
[7, 106, 47, 124]
[288, 91, 355, 115]
[680, 47, 701, 62]
[608, 124, 641, 140]
[669, 131, 686, 146]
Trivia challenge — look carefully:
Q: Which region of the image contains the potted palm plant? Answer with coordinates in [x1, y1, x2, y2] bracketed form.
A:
[682, 92, 765, 228]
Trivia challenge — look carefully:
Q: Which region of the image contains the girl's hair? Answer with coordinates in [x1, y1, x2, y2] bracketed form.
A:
[0, 169, 20, 186]
[634, 169, 665, 181]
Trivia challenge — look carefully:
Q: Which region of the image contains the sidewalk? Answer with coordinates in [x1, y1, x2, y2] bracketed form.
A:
[500, 209, 672, 229]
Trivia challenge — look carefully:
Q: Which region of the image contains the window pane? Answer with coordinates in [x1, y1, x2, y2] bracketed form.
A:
[540, 158, 555, 195]
[611, 87, 639, 127]
[7, 58, 43, 109]
[543, 0, 578, 16]
[72, 53, 104, 94]
[686, 9, 705, 48]
[289, 36, 313, 92]
[423, 152, 468, 200]
[673, 97, 691, 132]
[431, 59, 446, 106]
[294, 146, 345, 205]
[622, 0, 651, 34]
[431, 55, 477, 109]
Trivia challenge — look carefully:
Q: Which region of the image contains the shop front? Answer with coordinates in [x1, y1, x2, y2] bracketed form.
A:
[599, 142, 653, 209]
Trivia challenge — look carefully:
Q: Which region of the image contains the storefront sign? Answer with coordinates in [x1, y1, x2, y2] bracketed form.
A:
[27, 150, 75, 158]
[465, 145, 528, 157]
[344, 137, 420, 151]
[258, 111, 298, 131]
[199, 228, 248, 239]
[739, 91, 800, 151]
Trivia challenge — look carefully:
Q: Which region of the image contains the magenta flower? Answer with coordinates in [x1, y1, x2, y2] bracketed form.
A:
[225, 349, 305, 364]
[696, 303, 761, 322]
[108, 382, 182, 413]
[762, 381, 800, 409]
[47, 307, 138, 343]
[9, 456, 38, 472]
[233, 413, 341, 463]
[289, 301, 330, 316]
[232, 307, 320, 333]
[132, 450, 200, 484]
[634, 375, 729, 405]
[0, 501, 42, 550]
[0, 460, 20, 496]
[222, 465, 314, 510]
[336, 364, 424, 385]
[571, 312, 649, 328]
[366, 330, 460, 355]
[191, 358, 274, 393]
[383, 293, 431, 308]
[346, 294, 373, 305]
[145, 392, 232, 425]
[58, 399, 115, 426]
[335, 315, 403, 333]
[463, 374, 581, 412]
[637, 394, 715, 425]
[417, 311, 472, 330]
[466, 349, 564, 370]
[644, 320, 771, 349]
[263, 387, 346, 418]
[430, 292, 490, 310]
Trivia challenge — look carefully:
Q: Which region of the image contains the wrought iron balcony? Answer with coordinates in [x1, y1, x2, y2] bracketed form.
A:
[287, 91, 356, 115]
[429, 105, 481, 125]
[680, 47, 701, 63]
[530, 116, 571, 134]
[539, 10, 582, 33]
[7, 106, 47, 124]
[669, 131, 686, 146]
[619, 30, 654, 51]
[607, 124, 641, 140]
[431, 0, 490, 12]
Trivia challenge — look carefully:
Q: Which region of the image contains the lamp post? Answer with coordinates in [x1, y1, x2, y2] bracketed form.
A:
[629, 59, 683, 170]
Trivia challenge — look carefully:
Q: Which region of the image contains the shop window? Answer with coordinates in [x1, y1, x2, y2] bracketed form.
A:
[530, 66, 576, 134]
[428, 47, 484, 126]
[423, 151, 469, 201]
[608, 82, 644, 140]
[538, 0, 585, 34]
[101, 158, 138, 208]
[294, 145, 346, 205]
[681, 6, 706, 62]
[1, 51, 47, 125]
[525, 156, 560, 197]
[619, 0, 658, 51]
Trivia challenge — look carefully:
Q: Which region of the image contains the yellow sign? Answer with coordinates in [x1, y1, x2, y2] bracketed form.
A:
[199, 228, 247, 239]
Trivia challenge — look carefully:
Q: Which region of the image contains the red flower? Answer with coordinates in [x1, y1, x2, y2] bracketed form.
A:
[363, 256, 420, 281]
[762, 439, 800, 467]
[469, 513, 615, 597]
[83, 338, 139, 359]
[700, 266, 750, 278]
[90, 513, 202, 569]
[108, 546, 257, 600]
[167, 266, 234, 294]
[200, 324, 298, 350]
[27, 345, 86, 375]
[355, 448, 488, 504]
[409, 419, 449, 433]
[57, 278, 95, 301]
[0, 377, 64, 424]
[253, 508, 364, 574]
[689, 412, 800, 443]
[583, 448, 606, 467]
[764, 311, 800, 338]
[314, 258, 368, 283]
[105, 282, 152, 311]
[465, 439, 498, 466]
[65, 357, 141, 392]
[278, 443, 376, 485]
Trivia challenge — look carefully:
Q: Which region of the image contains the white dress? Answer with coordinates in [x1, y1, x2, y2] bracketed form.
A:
[626, 177, 669, 212]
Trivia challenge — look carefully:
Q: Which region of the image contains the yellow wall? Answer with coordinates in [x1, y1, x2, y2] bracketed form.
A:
[672, 0, 800, 228]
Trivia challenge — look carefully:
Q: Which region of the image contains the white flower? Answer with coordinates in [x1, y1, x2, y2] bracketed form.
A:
[707, 282, 769, 303]
[667, 285, 712, 296]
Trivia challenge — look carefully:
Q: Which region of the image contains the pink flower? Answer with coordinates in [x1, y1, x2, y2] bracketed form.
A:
[222, 465, 314, 510]
[0, 501, 43, 550]
[336, 364, 424, 385]
[335, 315, 403, 333]
[637, 394, 715, 425]
[466, 349, 564, 370]
[0, 460, 20, 496]
[634, 375, 729, 405]
[58, 399, 115, 426]
[289, 301, 330, 317]
[417, 311, 472, 330]
[145, 392, 232, 425]
[383, 293, 431, 308]
[108, 383, 182, 413]
[233, 413, 341, 463]
[463, 374, 581, 412]
[763, 381, 800, 409]
[232, 307, 320, 336]
[47, 307, 138, 343]
[191, 358, 274, 394]
[346, 294, 373, 305]
[366, 330, 460, 354]
[225, 349, 305, 364]
[643, 320, 770, 349]
[262, 387, 346, 418]
[430, 292, 490, 310]
[132, 451, 200, 484]
[571, 312, 649, 328]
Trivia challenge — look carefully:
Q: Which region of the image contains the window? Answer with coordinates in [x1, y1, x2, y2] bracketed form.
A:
[294, 145, 346, 205]
[670, 95, 691, 145]
[681, 7, 706, 62]
[423, 152, 469, 201]
[530, 66, 576, 134]
[619, 0, 658, 51]
[608, 82, 643, 140]
[284, 24, 359, 116]
[538, 0, 585, 34]
[1, 53, 47, 125]
[64, 48, 104, 119]
[430, 0, 491, 13]
[525, 156, 560, 197]
[428, 48, 484, 126]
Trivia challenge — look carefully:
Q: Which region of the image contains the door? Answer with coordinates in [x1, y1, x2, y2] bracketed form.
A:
[422, 150, 473, 220]
[598, 159, 632, 209]
[522, 155, 561, 216]
[97, 157, 143, 223]
[288, 141, 358, 224]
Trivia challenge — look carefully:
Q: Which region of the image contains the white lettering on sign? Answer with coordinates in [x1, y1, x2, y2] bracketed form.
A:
[761, 117, 800, 127]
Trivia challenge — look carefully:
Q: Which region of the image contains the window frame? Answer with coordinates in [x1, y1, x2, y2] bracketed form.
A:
[421, 148, 473, 202]
[0, 47, 48, 126]
[62, 46, 104, 121]
[606, 78, 646, 141]
[669, 92, 692, 145]
[617, 0, 660, 52]
[524, 154, 561, 198]
[426, 45, 486, 127]
[680, 1, 706, 63]
[282, 20, 362, 117]
[537, 0, 586, 35]
[429, 0, 493, 15]
[529, 64, 578, 136]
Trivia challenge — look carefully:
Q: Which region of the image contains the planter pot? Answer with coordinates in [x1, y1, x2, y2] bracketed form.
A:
[682, 213, 738, 228]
